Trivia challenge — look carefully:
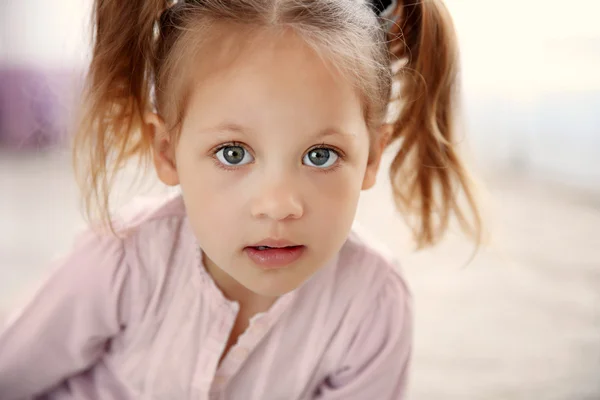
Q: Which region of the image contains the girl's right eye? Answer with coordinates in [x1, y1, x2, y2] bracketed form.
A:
[214, 144, 254, 166]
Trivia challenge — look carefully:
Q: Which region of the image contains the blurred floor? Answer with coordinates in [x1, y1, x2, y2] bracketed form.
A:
[1, 150, 599, 400]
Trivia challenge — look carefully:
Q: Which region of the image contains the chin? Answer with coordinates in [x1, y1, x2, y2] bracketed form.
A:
[246, 276, 305, 298]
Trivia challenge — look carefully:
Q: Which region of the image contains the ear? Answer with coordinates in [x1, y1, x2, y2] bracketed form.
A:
[361, 124, 392, 190]
[144, 112, 180, 186]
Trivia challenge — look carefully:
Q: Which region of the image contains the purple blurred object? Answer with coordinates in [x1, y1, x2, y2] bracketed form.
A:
[0, 67, 82, 150]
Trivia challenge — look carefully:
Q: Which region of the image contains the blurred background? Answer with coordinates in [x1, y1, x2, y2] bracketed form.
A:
[1, 0, 599, 399]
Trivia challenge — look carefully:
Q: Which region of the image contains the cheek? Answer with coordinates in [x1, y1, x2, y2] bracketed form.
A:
[311, 167, 363, 219]
[318, 148, 370, 216]
[175, 148, 245, 229]
[316, 172, 360, 199]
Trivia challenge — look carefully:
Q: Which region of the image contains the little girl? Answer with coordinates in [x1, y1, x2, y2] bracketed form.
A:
[0, 0, 480, 398]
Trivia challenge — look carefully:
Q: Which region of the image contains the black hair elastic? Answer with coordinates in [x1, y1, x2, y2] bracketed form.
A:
[370, 0, 397, 16]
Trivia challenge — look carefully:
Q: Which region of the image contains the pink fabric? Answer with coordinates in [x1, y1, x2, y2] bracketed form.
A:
[0, 194, 412, 399]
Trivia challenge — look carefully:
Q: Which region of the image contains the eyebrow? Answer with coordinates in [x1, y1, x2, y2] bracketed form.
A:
[316, 127, 357, 140]
[199, 123, 356, 139]
[199, 123, 253, 136]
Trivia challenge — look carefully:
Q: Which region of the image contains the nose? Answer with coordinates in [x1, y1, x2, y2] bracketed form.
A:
[250, 176, 304, 221]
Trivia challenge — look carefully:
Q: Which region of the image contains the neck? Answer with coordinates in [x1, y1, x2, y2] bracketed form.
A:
[202, 252, 278, 312]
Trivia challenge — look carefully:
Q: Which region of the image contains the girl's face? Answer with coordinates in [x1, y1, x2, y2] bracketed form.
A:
[149, 28, 387, 302]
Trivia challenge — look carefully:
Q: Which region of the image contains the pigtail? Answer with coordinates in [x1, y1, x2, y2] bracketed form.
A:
[73, 0, 165, 227]
[384, 0, 482, 248]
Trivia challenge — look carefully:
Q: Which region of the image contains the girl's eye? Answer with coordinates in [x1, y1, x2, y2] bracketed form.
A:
[302, 147, 339, 168]
[215, 145, 254, 166]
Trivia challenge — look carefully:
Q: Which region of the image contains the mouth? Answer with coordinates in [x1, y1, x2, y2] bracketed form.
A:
[248, 239, 301, 249]
[251, 245, 302, 251]
[244, 240, 306, 269]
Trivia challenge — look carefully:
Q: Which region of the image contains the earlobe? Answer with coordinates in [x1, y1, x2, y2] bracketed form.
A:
[144, 112, 180, 186]
[361, 124, 393, 190]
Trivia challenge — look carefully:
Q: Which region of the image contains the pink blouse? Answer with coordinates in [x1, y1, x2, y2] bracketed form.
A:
[0, 194, 412, 399]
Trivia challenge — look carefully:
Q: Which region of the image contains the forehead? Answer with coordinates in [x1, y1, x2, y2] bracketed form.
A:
[179, 26, 368, 137]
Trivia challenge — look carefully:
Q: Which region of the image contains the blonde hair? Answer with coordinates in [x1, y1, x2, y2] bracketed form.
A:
[73, 0, 481, 248]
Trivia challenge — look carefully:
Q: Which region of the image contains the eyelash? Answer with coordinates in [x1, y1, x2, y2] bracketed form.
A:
[211, 141, 251, 171]
[306, 143, 345, 173]
[210, 141, 345, 172]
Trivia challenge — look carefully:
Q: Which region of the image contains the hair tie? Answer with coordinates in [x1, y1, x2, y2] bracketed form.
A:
[370, 0, 397, 16]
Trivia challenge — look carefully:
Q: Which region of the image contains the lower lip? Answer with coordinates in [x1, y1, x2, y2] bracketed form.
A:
[244, 246, 306, 269]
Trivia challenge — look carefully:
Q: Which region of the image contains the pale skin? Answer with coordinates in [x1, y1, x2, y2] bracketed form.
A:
[144, 27, 391, 363]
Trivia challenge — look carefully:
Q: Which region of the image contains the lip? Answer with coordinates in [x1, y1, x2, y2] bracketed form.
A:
[244, 239, 306, 270]
[248, 238, 301, 248]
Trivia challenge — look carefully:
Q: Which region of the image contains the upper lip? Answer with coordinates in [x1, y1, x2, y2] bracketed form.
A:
[247, 239, 302, 248]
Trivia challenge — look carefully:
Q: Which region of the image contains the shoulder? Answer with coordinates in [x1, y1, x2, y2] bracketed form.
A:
[333, 223, 411, 307]
[86, 191, 190, 256]
[70, 192, 194, 291]
[56, 192, 196, 322]
[66, 192, 189, 267]
[308, 223, 412, 340]
[307, 225, 413, 393]
[111, 191, 188, 237]
[336, 228, 413, 375]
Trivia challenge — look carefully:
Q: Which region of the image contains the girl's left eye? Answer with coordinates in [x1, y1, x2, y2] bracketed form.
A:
[302, 147, 339, 168]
